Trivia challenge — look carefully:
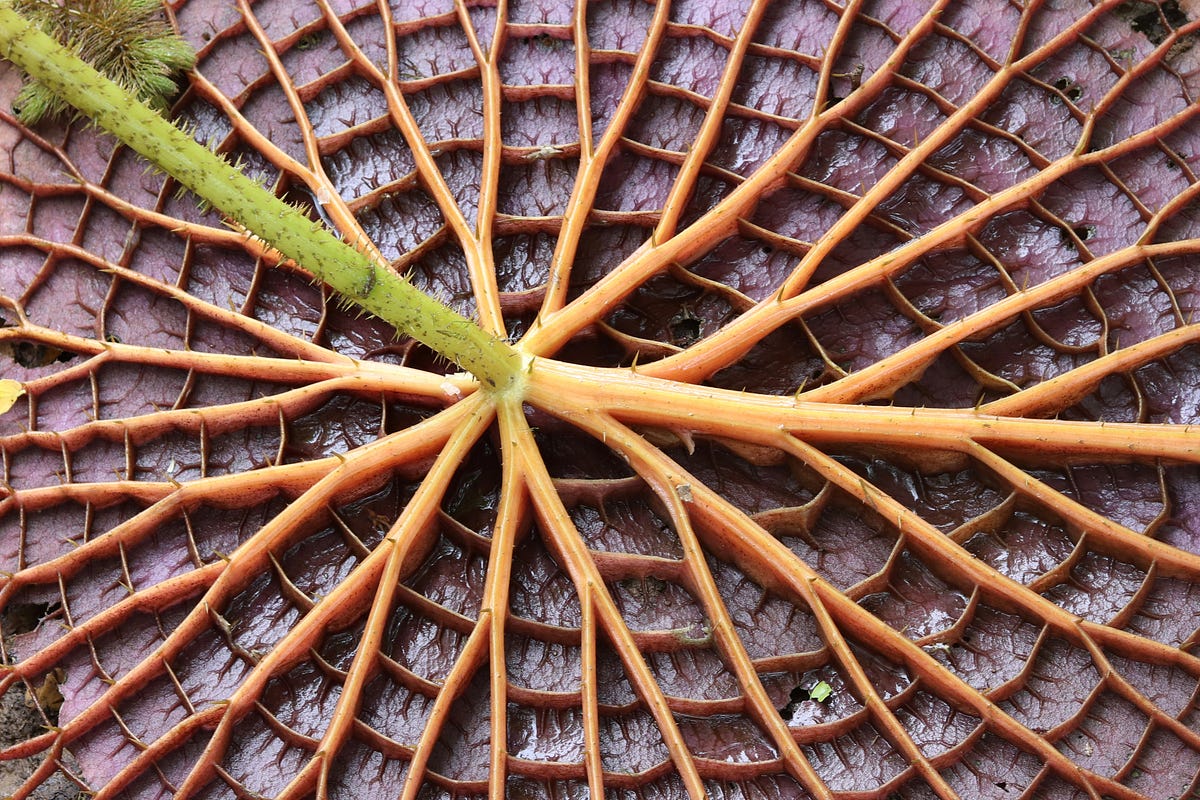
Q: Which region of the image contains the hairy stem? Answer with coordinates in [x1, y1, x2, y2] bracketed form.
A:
[0, 1, 523, 393]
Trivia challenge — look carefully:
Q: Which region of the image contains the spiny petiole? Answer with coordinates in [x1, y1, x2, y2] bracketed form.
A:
[0, 1, 524, 395]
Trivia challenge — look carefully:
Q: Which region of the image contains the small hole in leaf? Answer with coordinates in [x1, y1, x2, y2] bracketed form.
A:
[9, 342, 74, 368]
[779, 680, 833, 718]
[1073, 224, 1097, 241]
[531, 32, 565, 51]
[1118, 0, 1188, 45]
[779, 686, 804, 718]
[295, 32, 322, 51]
[668, 310, 702, 347]
[3, 601, 61, 635]
[1051, 77, 1084, 104]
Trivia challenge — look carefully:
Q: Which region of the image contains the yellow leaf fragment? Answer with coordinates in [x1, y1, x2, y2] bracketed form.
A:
[0, 379, 25, 414]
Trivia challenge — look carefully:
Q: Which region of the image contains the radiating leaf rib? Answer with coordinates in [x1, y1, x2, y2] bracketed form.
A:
[483, 428, 522, 800]
[399, 620, 489, 799]
[538, 0, 672, 316]
[88, 700, 226, 800]
[799, 240, 1200, 404]
[0, 165, 260, 260]
[648, 441, 1139, 800]
[1072, 623, 1200, 754]
[968, 443, 1200, 581]
[514, 414, 707, 798]
[809, 0, 865, 120]
[191, 396, 493, 800]
[4, 318, 472, 409]
[1141, 164, 1200, 243]
[0, 564, 221, 706]
[6, 740, 69, 800]
[0, 2, 522, 388]
[569, 0, 592, 159]
[652, 198, 1200, 392]
[454, 0, 508, 334]
[778, 0, 1117, 298]
[1074, 22, 1200, 153]
[0, 481, 184, 519]
[532, 359, 1200, 464]
[587, 411, 833, 799]
[771, 433, 1200, 677]
[553, 406, 1146, 800]
[978, 323, 1200, 417]
[800, 588, 962, 800]
[4, 379, 351, 459]
[6, 0, 1200, 796]
[318, 0, 509, 337]
[542, 402, 1099, 796]
[103, 421, 483, 797]
[523, 0, 948, 356]
[5, 405, 466, 779]
[0, 235, 349, 365]
[643, 60, 1200, 384]
[651, 0, 768, 244]
[318, 0, 474, 249]
[0, 323, 359, 385]
[0, 461, 333, 606]
[578, 578, 603, 796]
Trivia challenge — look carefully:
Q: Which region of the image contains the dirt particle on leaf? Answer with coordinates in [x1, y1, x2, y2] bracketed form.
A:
[1, 602, 82, 798]
[0, 646, 84, 800]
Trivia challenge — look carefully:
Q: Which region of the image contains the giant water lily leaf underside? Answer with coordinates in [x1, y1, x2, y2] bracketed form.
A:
[2, 0, 1200, 798]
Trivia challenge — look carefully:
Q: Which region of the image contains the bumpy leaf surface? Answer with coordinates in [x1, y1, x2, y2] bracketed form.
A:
[2, 1, 1200, 798]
